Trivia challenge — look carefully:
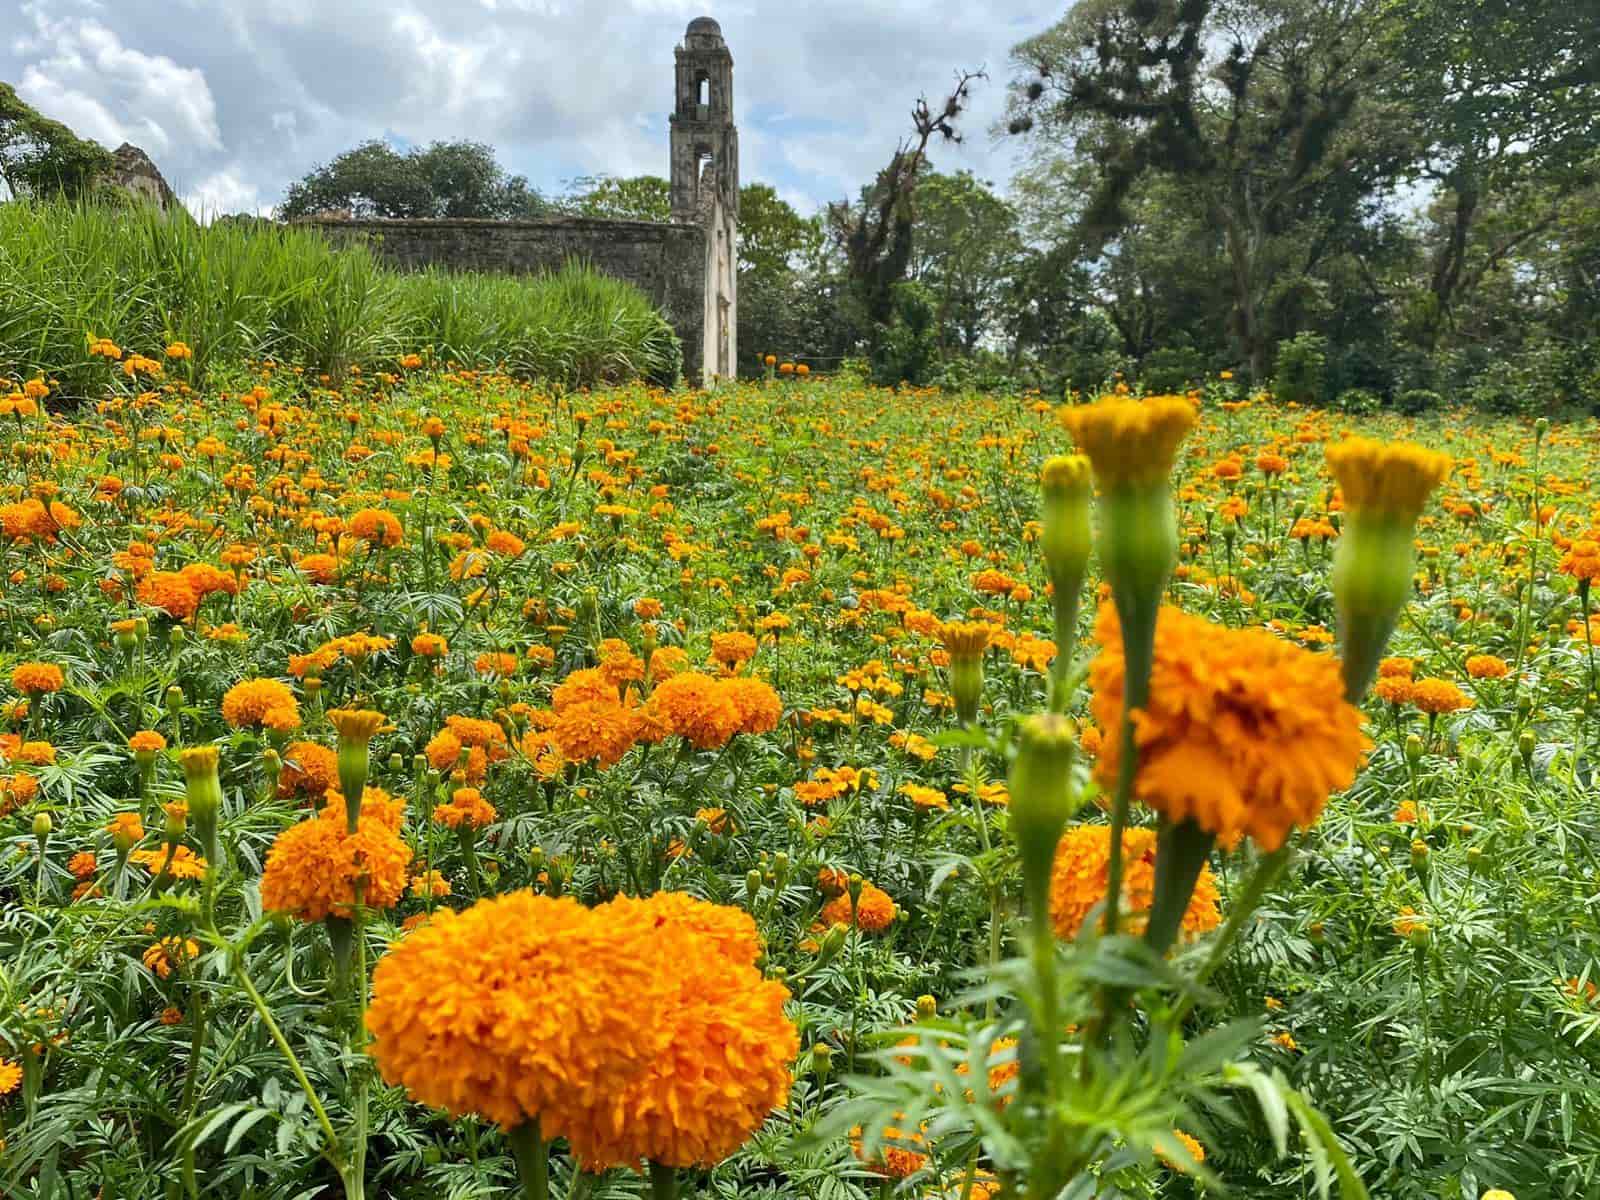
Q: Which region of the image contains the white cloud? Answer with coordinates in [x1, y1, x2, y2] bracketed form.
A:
[14, 7, 223, 158]
[184, 168, 264, 220]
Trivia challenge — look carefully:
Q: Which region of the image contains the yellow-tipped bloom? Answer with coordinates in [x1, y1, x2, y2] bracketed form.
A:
[938, 621, 991, 725]
[938, 621, 992, 662]
[328, 708, 387, 742]
[329, 708, 387, 832]
[180, 745, 223, 866]
[1325, 438, 1451, 522]
[1326, 438, 1451, 701]
[1058, 395, 1197, 488]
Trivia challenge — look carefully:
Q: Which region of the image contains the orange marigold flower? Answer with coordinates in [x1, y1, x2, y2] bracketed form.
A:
[552, 699, 640, 768]
[559, 893, 795, 1169]
[68, 850, 98, 879]
[473, 651, 519, 677]
[1089, 601, 1367, 851]
[107, 811, 145, 847]
[366, 891, 683, 1129]
[433, 786, 497, 830]
[11, 662, 63, 696]
[818, 881, 898, 933]
[258, 798, 411, 921]
[221, 678, 300, 731]
[720, 676, 782, 736]
[552, 667, 618, 711]
[128, 729, 168, 754]
[129, 845, 208, 880]
[1372, 675, 1414, 706]
[709, 630, 758, 671]
[1049, 824, 1221, 941]
[1465, 654, 1509, 680]
[1409, 678, 1473, 715]
[411, 631, 449, 658]
[647, 672, 743, 750]
[279, 741, 338, 799]
[0, 1060, 20, 1096]
[142, 936, 200, 979]
[348, 508, 404, 548]
[850, 1120, 928, 1179]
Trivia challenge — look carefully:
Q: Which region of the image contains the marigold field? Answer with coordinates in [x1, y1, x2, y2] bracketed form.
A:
[2, 354, 1598, 1200]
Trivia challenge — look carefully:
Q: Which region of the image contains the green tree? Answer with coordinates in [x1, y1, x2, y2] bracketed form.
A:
[1008, 0, 1410, 382]
[1386, 0, 1600, 349]
[279, 140, 545, 219]
[737, 183, 822, 278]
[561, 174, 673, 222]
[0, 81, 113, 200]
[908, 170, 1022, 352]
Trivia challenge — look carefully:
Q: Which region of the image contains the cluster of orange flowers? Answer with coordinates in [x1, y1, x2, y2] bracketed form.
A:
[366, 890, 797, 1169]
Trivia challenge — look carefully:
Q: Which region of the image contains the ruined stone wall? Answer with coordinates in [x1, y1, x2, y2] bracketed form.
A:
[300, 216, 707, 379]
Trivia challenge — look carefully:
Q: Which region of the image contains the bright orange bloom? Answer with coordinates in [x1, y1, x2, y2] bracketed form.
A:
[1049, 824, 1221, 941]
[1089, 602, 1367, 851]
[11, 662, 64, 696]
[258, 796, 411, 921]
[221, 678, 300, 732]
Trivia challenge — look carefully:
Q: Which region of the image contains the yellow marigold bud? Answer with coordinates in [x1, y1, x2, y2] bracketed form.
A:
[180, 745, 224, 865]
[329, 709, 386, 832]
[1328, 441, 1452, 703]
[1057, 395, 1196, 489]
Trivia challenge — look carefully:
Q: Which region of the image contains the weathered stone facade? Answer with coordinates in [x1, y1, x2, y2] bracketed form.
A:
[671, 17, 739, 382]
[299, 17, 738, 385]
[302, 216, 708, 375]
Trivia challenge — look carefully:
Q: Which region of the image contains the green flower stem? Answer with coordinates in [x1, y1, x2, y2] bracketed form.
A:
[350, 880, 370, 1200]
[649, 1161, 678, 1200]
[228, 954, 347, 1180]
[507, 1119, 550, 1200]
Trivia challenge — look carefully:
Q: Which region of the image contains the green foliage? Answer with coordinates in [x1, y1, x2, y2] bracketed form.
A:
[0, 82, 114, 201]
[1140, 346, 1208, 394]
[559, 174, 672, 223]
[0, 200, 678, 392]
[869, 281, 939, 386]
[1334, 387, 1382, 417]
[1274, 333, 1329, 406]
[279, 140, 545, 221]
[1394, 388, 1444, 416]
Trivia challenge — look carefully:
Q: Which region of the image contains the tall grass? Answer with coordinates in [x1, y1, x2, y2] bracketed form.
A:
[0, 201, 681, 393]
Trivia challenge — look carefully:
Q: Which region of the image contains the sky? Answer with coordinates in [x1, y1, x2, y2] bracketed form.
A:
[2, 0, 1061, 218]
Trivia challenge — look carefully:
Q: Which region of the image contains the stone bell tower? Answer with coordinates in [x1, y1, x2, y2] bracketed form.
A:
[670, 16, 738, 382]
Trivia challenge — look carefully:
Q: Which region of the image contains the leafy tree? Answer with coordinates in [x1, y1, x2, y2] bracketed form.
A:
[1385, 0, 1600, 348]
[279, 140, 545, 220]
[561, 174, 672, 222]
[908, 170, 1022, 352]
[736, 183, 822, 278]
[828, 70, 985, 383]
[0, 81, 113, 200]
[1008, 0, 1410, 382]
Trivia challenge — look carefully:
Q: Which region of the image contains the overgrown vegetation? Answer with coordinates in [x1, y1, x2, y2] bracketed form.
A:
[0, 201, 681, 392]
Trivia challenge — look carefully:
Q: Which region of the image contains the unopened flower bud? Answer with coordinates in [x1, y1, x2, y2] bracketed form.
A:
[745, 869, 763, 905]
[1405, 734, 1423, 765]
[1009, 713, 1078, 924]
[916, 994, 937, 1020]
[32, 810, 51, 844]
[811, 1043, 833, 1081]
[181, 745, 223, 866]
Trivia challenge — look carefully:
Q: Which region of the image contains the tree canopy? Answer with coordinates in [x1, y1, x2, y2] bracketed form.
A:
[279, 140, 546, 220]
